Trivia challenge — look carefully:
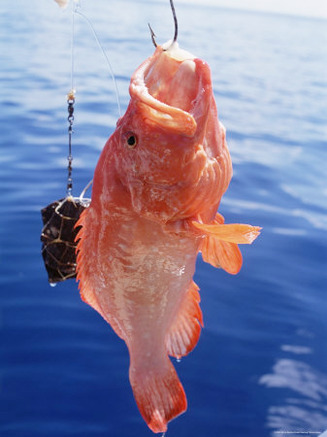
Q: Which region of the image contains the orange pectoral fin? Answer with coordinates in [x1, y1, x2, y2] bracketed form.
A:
[200, 235, 243, 275]
[193, 213, 261, 274]
[193, 220, 261, 244]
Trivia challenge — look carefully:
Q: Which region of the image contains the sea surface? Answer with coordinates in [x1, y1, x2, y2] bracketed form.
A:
[1, 1, 327, 436]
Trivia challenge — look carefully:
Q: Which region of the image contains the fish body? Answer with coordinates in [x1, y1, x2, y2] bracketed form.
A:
[76, 42, 260, 433]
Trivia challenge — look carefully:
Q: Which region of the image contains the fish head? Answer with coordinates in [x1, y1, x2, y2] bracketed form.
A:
[110, 42, 232, 223]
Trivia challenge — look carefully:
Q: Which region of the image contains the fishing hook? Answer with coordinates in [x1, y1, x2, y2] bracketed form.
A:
[148, 0, 178, 49]
[148, 23, 157, 48]
[170, 0, 178, 44]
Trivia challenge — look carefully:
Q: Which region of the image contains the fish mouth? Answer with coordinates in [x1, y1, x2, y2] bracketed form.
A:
[129, 41, 211, 137]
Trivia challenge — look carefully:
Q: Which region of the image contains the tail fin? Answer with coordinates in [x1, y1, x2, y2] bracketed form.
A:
[129, 356, 187, 433]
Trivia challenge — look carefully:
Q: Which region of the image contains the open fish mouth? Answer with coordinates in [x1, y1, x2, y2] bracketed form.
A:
[123, 40, 226, 221]
[144, 41, 197, 113]
[129, 41, 211, 137]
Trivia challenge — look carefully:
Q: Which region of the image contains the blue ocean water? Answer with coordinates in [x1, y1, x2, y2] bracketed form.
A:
[1, 1, 327, 436]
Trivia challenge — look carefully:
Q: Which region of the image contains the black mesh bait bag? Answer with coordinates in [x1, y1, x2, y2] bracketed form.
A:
[40, 196, 90, 284]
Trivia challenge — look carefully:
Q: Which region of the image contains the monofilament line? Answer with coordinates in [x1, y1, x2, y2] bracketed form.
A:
[74, 7, 122, 117]
[66, 0, 78, 197]
[70, 0, 76, 94]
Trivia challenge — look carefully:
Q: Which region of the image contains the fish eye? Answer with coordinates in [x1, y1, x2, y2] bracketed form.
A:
[124, 132, 138, 149]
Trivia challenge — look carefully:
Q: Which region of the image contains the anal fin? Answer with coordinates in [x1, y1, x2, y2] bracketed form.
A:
[166, 281, 203, 359]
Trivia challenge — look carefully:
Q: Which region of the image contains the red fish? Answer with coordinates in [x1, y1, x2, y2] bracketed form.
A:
[76, 41, 260, 433]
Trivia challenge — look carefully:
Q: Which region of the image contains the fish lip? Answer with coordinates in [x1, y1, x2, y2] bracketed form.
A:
[129, 45, 199, 137]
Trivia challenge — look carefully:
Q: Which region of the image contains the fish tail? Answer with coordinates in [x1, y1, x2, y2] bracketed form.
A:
[129, 356, 187, 433]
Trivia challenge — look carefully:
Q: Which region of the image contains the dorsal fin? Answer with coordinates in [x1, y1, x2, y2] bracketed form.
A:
[75, 210, 125, 339]
[75, 210, 105, 316]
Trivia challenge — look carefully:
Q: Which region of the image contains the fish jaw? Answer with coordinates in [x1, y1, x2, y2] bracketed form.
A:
[129, 42, 197, 137]
[129, 41, 222, 144]
[130, 42, 222, 145]
[110, 42, 232, 223]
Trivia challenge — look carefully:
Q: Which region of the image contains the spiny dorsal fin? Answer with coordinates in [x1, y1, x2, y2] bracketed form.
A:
[75, 210, 125, 339]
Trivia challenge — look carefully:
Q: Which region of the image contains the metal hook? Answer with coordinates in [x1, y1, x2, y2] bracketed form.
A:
[148, 23, 157, 48]
[170, 0, 178, 44]
[148, 0, 178, 48]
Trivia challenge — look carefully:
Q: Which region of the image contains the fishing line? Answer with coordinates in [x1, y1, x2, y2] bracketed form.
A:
[65, 0, 77, 197]
[74, 6, 122, 117]
[41, 0, 98, 285]
[66, 0, 122, 197]
[71, 2, 123, 198]
[66, 92, 75, 196]
[41, 0, 122, 284]
[79, 178, 93, 202]
[70, 0, 76, 95]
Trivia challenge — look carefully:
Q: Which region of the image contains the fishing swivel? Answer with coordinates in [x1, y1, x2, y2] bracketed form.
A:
[67, 91, 75, 196]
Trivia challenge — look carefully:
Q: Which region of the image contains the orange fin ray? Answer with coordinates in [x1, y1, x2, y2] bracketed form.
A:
[129, 357, 187, 433]
[166, 281, 203, 359]
[192, 218, 261, 244]
[193, 213, 261, 274]
[75, 211, 101, 312]
[75, 210, 125, 339]
[200, 236, 243, 274]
